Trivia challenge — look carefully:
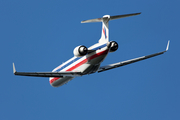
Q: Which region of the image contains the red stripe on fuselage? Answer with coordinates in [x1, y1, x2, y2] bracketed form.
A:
[66, 49, 108, 71]
[66, 59, 88, 71]
[50, 49, 109, 84]
[89, 49, 108, 60]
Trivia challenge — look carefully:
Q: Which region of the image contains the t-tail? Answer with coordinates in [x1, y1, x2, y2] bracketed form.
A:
[81, 12, 141, 43]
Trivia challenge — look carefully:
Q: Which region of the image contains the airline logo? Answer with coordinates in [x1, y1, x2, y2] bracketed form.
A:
[103, 27, 107, 39]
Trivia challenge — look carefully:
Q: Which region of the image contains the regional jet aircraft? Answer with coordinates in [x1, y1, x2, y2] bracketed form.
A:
[13, 12, 170, 87]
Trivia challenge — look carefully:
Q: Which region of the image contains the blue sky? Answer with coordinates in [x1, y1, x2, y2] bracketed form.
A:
[0, 0, 179, 120]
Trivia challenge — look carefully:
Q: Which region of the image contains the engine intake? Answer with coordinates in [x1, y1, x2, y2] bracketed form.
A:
[73, 45, 88, 57]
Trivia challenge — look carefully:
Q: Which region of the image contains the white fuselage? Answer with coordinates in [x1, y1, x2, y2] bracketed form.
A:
[49, 42, 109, 87]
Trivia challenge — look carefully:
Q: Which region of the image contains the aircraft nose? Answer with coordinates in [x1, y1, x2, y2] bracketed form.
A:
[49, 77, 60, 84]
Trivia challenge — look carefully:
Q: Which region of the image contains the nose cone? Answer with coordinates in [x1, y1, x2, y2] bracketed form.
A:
[49, 77, 74, 87]
[49, 77, 61, 87]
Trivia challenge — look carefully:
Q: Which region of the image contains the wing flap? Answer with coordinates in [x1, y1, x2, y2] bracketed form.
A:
[14, 71, 83, 77]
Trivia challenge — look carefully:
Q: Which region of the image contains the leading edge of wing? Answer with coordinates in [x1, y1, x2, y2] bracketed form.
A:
[12, 63, 83, 77]
[98, 41, 170, 73]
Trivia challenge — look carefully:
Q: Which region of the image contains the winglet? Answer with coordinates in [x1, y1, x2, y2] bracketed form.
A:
[13, 63, 16, 74]
[166, 40, 170, 51]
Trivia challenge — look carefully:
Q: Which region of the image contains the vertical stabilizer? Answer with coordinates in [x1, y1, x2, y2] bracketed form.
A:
[99, 15, 110, 43]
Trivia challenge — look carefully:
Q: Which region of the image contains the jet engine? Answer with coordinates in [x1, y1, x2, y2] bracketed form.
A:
[108, 41, 119, 52]
[73, 45, 88, 57]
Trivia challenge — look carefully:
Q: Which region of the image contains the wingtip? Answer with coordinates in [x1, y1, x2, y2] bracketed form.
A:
[13, 63, 16, 74]
[166, 40, 170, 51]
[136, 12, 142, 15]
[81, 21, 86, 23]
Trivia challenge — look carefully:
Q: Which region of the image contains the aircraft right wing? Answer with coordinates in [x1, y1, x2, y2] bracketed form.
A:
[98, 41, 170, 73]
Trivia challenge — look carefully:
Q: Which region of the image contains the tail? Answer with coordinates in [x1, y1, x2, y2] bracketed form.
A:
[81, 12, 141, 43]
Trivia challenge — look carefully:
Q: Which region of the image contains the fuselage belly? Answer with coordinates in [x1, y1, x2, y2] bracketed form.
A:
[50, 43, 109, 87]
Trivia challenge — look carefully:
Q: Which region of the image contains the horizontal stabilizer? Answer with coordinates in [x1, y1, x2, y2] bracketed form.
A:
[81, 12, 141, 23]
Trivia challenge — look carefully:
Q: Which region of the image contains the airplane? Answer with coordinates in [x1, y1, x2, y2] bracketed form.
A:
[13, 12, 170, 87]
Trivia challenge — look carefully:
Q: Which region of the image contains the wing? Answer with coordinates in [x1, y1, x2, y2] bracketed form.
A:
[13, 63, 83, 77]
[98, 41, 170, 73]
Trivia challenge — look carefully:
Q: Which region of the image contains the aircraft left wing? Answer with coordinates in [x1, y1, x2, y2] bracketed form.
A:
[13, 63, 83, 77]
[98, 41, 170, 73]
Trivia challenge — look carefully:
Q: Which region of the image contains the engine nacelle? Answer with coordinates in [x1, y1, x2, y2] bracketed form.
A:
[73, 45, 88, 57]
[108, 41, 119, 52]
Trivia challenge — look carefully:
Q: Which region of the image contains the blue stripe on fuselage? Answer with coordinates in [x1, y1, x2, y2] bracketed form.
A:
[54, 43, 107, 72]
[91, 44, 107, 50]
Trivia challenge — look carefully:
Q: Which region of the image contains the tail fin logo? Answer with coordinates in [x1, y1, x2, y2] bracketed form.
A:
[103, 27, 107, 39]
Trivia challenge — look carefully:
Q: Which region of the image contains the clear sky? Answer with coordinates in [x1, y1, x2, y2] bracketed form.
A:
[0, 0, 179, 120]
